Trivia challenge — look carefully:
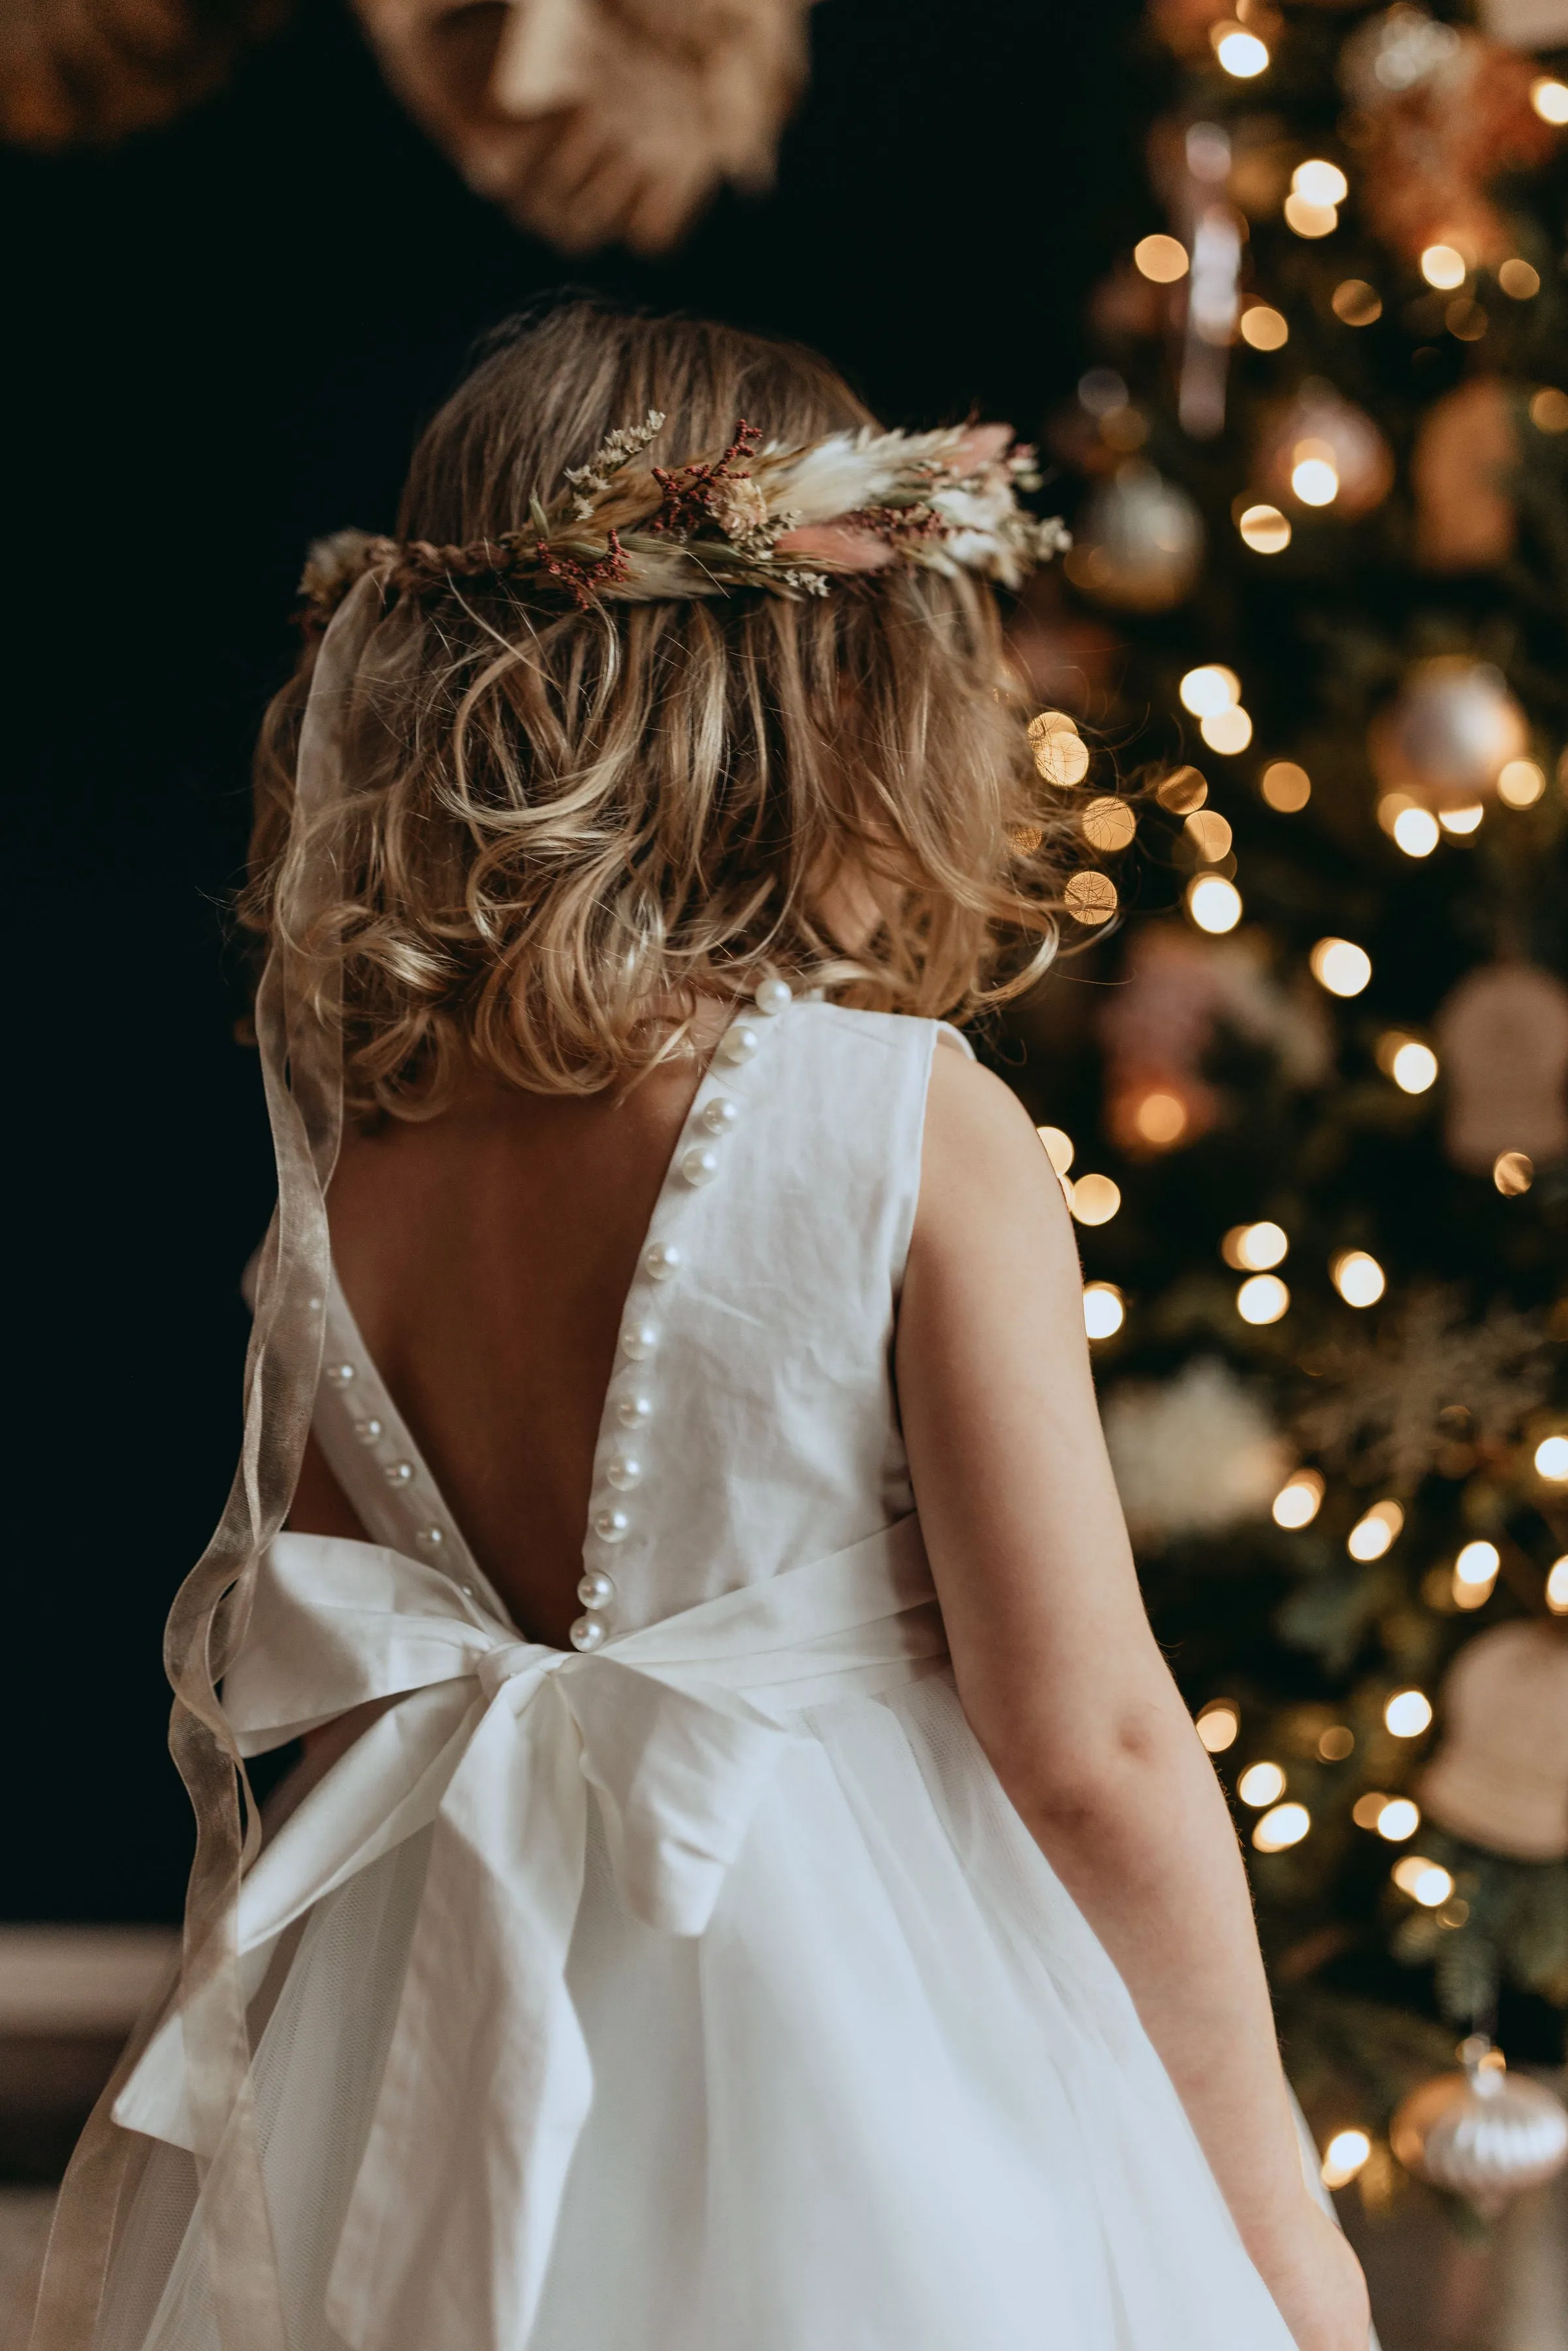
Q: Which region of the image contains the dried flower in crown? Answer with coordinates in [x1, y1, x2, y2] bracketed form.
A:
[296, 415, 1068, 632]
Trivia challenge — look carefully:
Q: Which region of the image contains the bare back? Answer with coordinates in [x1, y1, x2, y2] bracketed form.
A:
[291, 1021, 724, 1647]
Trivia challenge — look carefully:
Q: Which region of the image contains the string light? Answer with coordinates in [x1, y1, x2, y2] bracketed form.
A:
[1134, 234, 1189, 283]
[1130, 1088, 1190, 1145]
[1348, 1500, 1403, 1560]
[1437, 802, 1484, 835]
[1290, 441, 1340, 505]
[1202, 705, 1254, 754]
[1253, 1801, 1310, 1851]
[1318, 1724, 1354, 1761]
[1293, 159, 1349, 208]
[1196, 1699, 1241, 1752]
[1238, 1761, 1287, 1806]
[1185, 810, 1234, 861]
[1452, 1540, 1500, 1609]
[1179, 665, 1241, 717]
[1384, 1689, 1433, 1738]
[1332, 280, 1382, 327]
[1445, 298, 1488, 344]
[1237, 1273, 1290, 1324]
[1285, 193, 1338, 238]
[1498, 259, 1541, 300]
[1320, 2130, 1372, 2189]
[1529, 73, 1568, 123]
[1083, 1282, 1125, 1340]
[1212, 21, 1270, 76]
[1238, 503, 1292, 552]
[1497, 758, 1546, 806]
[1352, 1792, 1392, 1830]
[1419, 244, 1467, 291]
[1240, 307, 1288, 352]
[1187, 874, 1243, 933]
[1070, 1174, 1121, 1226]
[1028, 710, 1091, 786]
[1311, 938, 1371, 997]
[1530, 387, 1568, 433]
[1260, 761, 1310, 811]
[1223, 1221, 1288, 1270]
[1392, 1855, 1453, 1907]
[1272, 1469, 1324, 1529]
[1388, 801, 1440, 857]
[1494, 1150, 1533, 1196]
[1331, 1249, 1385, 1307]
[1036, 1125, 1074, 1175]
[1375, 1798, 1420, 1841]
[1546, 1556, 1568, 1614]
[1157, 765, 1208, 814]
[1535, 1434, 1568, 1481]
[1081, 795, 1137, 852]
[1064, 872, 1119, 926]
[1376, 1033, 1437, 1093]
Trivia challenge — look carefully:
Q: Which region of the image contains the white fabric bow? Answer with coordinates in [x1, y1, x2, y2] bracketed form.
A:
[116, 1516, 946, 2351]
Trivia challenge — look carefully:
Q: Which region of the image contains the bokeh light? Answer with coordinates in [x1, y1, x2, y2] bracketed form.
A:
[1083, 1282, 1125, 1340]
[1238, 1761, 1287, 1807]
[1310, 938, 1371, 997]
[1196, 1699, 1240, 1753]
[1237, 1273, 1290, 1324]
[1272, 1470, 1324, 1529]
[1260, 761, 1310, 811]
[1331, 1249, 1386, 1307]
[1384, 1689, 1433, 1738]
[1187, 874, 1242, 933]
[1253, 1802, 1310, 1852]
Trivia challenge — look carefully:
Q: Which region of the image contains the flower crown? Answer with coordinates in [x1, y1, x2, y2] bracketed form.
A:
[298, 414, 1068, 629]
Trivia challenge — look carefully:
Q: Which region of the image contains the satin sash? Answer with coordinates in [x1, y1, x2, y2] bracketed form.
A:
[114, 1511, 947, 2351]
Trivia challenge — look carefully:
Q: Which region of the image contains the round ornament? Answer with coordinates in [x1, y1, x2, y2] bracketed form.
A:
[1433, 962, 1568, 1174]
[1370, 658, 1529, 809]
[1391, 2042, 1568, 2213]
[1418, 1619, 1568, 1863]
[1256, 386, 1394, 522]
[1066, 462, 1204, 613]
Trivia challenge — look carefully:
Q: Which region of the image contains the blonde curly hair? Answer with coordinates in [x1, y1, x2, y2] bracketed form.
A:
[242, 300, 1079, 1117]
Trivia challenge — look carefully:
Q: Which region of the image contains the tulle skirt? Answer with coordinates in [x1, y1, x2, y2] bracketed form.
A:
[98, 1672, 1295, 2351]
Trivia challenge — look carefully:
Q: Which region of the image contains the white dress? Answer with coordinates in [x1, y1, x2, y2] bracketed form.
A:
[100, 997, 1299, 2351]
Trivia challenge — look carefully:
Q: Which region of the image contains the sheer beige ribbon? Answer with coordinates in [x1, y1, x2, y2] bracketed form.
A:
[29, 571, 388, 2351]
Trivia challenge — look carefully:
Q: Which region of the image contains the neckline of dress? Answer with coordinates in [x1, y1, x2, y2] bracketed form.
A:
[315, 989, 793, 1648]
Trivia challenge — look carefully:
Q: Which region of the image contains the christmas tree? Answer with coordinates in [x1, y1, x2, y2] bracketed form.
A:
[1004, 0, 1568, 2218]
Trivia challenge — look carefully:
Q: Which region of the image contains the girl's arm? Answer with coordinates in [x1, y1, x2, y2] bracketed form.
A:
[896, 1048, 1368, 2351]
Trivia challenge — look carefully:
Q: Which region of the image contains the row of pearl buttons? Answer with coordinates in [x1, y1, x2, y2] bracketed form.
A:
[319, 1360, 473, 1593]
[568, 975, 793, 1652]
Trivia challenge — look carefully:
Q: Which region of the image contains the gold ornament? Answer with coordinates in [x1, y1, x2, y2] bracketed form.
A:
[1418, 1618, 1568, 1862]
[1255, 384, 1394, 521]
[1392, 2039, 1568, 2213]
[1064, 461, 1204, 612]
[1433, 962, 1568, 1173]
[1370, 657, 1529, 809]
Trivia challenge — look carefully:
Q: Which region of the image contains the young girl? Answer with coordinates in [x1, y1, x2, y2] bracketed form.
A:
[39, 302, 1369, 2351]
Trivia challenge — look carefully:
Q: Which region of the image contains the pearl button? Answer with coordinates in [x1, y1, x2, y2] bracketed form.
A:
[644, 1243, 681, 1281]
[326, 1362, 356, 1386]
[415, 1527, 443, 1550]
[717, 1024, 760, 1065]
[353, 1416, 384, 1445]
[592, 1507, 631, 1544]
[680, 1145, 720, 1187]
[605, 1454, 642, 1490]
[615, 1393, 653, 1428]
[620, 1320, 658, 1362]
[577, 1571, 615, 1609]
[306, 1296, 324, 1313]
[699, 1098, 739, 1136]
[570, 1612, 609, 1652]
[754, 977, 793, 1017]
[384, 1460, 415, 1486]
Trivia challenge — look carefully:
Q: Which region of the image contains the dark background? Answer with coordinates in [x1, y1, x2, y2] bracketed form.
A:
[7, 0, 1144, 1923]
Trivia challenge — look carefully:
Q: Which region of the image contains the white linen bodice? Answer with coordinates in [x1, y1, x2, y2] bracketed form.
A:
[308, 997, 968, 1639]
